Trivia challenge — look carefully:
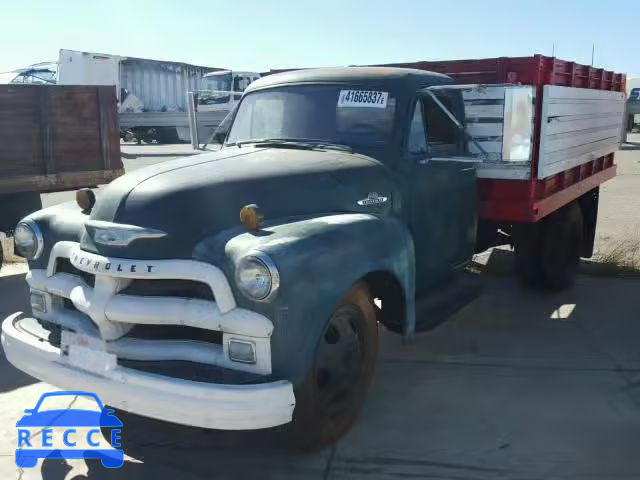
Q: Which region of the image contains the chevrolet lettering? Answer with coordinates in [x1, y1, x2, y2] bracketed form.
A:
[357, 192, 389, 207]
[71, 254, 154, 274]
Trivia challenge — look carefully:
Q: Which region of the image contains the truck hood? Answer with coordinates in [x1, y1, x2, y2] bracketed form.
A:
[82, 146, 397, 259]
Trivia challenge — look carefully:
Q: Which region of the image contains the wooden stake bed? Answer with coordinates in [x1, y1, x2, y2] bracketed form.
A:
[0, 84, 123, 194]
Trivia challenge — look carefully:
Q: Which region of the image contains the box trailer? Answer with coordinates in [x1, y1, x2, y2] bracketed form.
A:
[57, 50, 260, 144]
[58, 49, 220, 143]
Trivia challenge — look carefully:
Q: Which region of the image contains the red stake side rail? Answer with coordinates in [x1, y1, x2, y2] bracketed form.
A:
[382, 55, 626, 223]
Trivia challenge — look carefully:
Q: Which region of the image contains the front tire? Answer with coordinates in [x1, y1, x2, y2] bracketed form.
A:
[291, 282, 378, 449]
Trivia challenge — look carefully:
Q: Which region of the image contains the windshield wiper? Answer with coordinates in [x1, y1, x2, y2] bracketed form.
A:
[227, 138, 352, 153]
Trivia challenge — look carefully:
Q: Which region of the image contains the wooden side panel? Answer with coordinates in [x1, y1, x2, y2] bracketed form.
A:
[538, 86, 625, 179]
[49, 87, 103, 172]
[0, 86, 43, 176]
[98, 86, 122, 172]
[0, 85, 122, 193]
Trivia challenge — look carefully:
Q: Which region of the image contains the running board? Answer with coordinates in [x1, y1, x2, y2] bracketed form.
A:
[413, 273, 484, 332]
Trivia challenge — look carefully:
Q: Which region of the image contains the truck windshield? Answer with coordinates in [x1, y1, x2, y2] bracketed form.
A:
[201, 72, 232, 93]
[226, 85, 396, 149]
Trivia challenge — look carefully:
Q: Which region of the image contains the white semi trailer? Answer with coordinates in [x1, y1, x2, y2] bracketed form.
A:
[56, 49, 260, 143]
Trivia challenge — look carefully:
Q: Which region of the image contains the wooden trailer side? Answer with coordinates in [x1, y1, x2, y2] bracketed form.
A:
[0, 84, 123, 194]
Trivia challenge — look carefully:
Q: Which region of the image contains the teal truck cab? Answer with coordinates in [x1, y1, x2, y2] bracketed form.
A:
[1, 66, 623, 448]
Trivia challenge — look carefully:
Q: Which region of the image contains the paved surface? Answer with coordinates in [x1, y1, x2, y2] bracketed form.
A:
[2, 270, 640, 479]
[596, 133, 640, 257]
[1, 141, 640, 478]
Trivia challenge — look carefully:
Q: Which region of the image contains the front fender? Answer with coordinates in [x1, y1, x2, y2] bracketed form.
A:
[193, 213, 415, 387]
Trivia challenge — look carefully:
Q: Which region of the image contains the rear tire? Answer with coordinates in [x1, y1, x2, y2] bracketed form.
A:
[155, 127, 180, 144]
[514, 201, 583, 291]
[514, 223, 544, 288]
[290, 282, 378, 450]
[540, 202, 583, 290]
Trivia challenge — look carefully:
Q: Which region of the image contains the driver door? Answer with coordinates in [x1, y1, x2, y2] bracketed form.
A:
[407, 94, 478, 294]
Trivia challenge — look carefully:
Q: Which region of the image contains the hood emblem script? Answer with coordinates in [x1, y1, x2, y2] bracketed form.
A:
[85, 220, 167, 247]
[357, 192, 389, 207]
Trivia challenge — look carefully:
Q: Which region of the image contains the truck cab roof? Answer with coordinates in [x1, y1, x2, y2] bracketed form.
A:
[246, 67, 455, 93]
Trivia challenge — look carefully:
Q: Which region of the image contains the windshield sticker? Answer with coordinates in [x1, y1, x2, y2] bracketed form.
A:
[338, 90, 388, 108]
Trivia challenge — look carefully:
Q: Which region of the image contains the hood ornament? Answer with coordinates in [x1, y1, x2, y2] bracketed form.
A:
[357, 192, 389, 207]
[85, 220, 167, 247]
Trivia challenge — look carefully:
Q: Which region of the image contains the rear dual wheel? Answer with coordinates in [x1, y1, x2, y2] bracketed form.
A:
[515, 201, 583, 290]
[291, 282, 378, 450]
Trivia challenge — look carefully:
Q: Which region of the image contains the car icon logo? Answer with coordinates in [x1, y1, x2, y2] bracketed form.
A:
[15, 391, 124, 468]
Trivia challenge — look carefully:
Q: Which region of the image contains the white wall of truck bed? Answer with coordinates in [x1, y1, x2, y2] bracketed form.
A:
[538, 86, 626, 179]
[463, 85, 534, 180]
[464, 86, 506, 161]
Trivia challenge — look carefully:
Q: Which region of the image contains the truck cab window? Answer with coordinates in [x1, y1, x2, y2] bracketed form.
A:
[227, 86, 396, 150]
[423, 94, 462, 156]
[408, 101, 427, 154]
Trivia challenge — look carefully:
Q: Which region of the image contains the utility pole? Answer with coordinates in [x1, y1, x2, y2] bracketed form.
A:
[552, 44, 555, 57]
[591, 44, 595, 66]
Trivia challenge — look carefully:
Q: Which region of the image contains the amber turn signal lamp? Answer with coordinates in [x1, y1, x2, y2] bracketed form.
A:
[240, 204, 264, 230]
[76, 188, 96, 211]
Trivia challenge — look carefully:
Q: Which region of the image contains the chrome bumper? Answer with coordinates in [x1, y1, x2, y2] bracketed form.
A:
[2, 313, 295, 430]
[29, 241, 272, 375]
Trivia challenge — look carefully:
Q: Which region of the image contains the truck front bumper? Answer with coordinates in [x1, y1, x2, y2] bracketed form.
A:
[2, 312, 296, 430]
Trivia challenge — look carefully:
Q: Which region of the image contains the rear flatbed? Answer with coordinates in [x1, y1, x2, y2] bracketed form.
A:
[379, 55, 626, 222]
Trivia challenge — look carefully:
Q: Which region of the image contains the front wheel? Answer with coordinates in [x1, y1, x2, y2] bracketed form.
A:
[290, 282, 378, 450]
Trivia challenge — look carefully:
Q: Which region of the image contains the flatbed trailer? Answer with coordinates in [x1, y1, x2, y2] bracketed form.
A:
[0, 84, 123, 268]
[380, 55, 626, 223]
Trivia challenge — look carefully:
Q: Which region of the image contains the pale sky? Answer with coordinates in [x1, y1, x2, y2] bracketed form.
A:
[1, 0, 637, 76]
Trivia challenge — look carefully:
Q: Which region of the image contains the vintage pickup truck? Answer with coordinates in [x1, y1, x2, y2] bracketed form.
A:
[2, 63, 626, 448]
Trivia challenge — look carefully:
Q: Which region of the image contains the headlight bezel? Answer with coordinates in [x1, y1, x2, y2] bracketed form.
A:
[14, 219, 44, 260]
[235, 251, 280, 302]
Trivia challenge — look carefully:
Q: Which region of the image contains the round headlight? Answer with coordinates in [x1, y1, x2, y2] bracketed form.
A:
[235, 252, 279, 301]
[14, 220, 43, 260]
